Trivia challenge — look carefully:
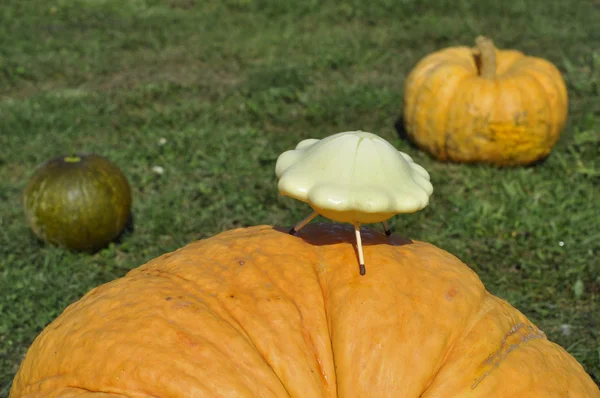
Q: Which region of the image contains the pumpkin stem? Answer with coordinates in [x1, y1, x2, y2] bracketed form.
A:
[473, 36, 497, 79]
[64, 155, 81, 163]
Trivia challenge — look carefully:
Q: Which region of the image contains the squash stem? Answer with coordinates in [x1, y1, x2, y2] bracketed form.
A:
[474, 36, 497, 79]
[64, 155, 81, 163]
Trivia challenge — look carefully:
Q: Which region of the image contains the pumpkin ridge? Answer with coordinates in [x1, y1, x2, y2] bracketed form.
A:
[120, 273, 293, 397]
[516, 61, 568, 136]
[141, 257, 302, 375]
[213, 228, 337, 397]
[442, 74, 478, 159]
[422, 289, 488, 390]
[486, 77, 528, 159]
[421, 292, 551, 395]
[142, 270, 259, 342]
[62, 378, 160, 397]
[214, 304, 295, 398]
[415, 62, 471, 159]
[58, 386, 132, 397]
[512, 73, 554, 157]
[428, 69, 473, 159]
[314, 243, 339, 396]
[416, 275, 512, 395]
[301, 317, 334, 395]
[493, 50, 525, 76]
[247, 252, 336, 397]
[471, 322, 546, 389]
[441, 76, 467, 159]
[124, 266, 285, 389]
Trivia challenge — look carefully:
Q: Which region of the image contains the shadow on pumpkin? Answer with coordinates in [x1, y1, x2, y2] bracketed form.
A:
[393, 115, 420, 150]
[274, 223, 413, 248]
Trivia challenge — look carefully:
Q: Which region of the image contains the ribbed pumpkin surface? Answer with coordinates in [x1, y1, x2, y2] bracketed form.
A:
[403, 38, 568, 166]
[11, 224, 600, 397]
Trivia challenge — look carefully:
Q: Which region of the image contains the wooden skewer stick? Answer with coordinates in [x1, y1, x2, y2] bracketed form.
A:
[288, 211, 319, 235]
[288, 213, 374, 276]
[382, 220, 392, 236]
[355, 224, 366, 275]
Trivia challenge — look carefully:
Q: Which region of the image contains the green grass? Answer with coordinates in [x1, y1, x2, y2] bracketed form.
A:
[1, 0, 599, 394]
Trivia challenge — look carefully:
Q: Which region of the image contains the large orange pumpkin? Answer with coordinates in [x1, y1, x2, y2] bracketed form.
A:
[403, 36, 568, 166]
[11, 224, 599, 397]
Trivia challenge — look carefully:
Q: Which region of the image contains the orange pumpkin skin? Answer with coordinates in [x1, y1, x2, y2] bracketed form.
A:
[403, 37, 568, 166]
[11, 224, 599, 397]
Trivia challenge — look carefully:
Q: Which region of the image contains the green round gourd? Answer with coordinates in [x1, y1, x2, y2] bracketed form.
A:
[23, 154, 132, 251]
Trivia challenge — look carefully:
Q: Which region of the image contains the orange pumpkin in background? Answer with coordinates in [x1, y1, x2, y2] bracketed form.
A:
[10, 224, 599, 397]
[403, 36, 568, 166]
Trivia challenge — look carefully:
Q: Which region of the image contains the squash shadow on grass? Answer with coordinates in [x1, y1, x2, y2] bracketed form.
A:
[273, 223, 413, 248]
[394, 115, 419, 150]
[28, 212, 135, 253]
[113, 212, 135, 246]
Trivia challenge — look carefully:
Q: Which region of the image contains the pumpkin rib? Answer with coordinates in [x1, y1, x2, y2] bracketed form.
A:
[219, 232, 337, 397]
[437, 48, 478, 71]
[487, 77, 527, 161]
[164, 305, 292, 397]
[141, 257, 318, 398]
[423, 280, 490, 387]
[433, 67, 475, 159]
[17, 294, 241, 397]
[313, 244, 339, 385]
[147, 275, 274, 380]
[418, 246, 499, 390]
[315, 244, 342, 396]
[82, 265, 291, 397]
[469, 321, 546, 390]
[320, 237, 485, 396]
[39, 387, 130, 397]
[513, 73, 554, 159]
[420, 305, 529, 394]
[410, 62, 473, 158]
[122, 275, 294, 397]
[440, 75, 477, 161]
[515, 59, 568, 135]
[251, 259, 336, 396]
[403, 52, 455, 135]
[216, 287, 297, 398]
[493, 49, 525, 75]
[124, 289, 264, 397]
[441, 74, 483, 159]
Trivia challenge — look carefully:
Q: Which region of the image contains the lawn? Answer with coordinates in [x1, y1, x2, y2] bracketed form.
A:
[1, 0, 599, 394]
